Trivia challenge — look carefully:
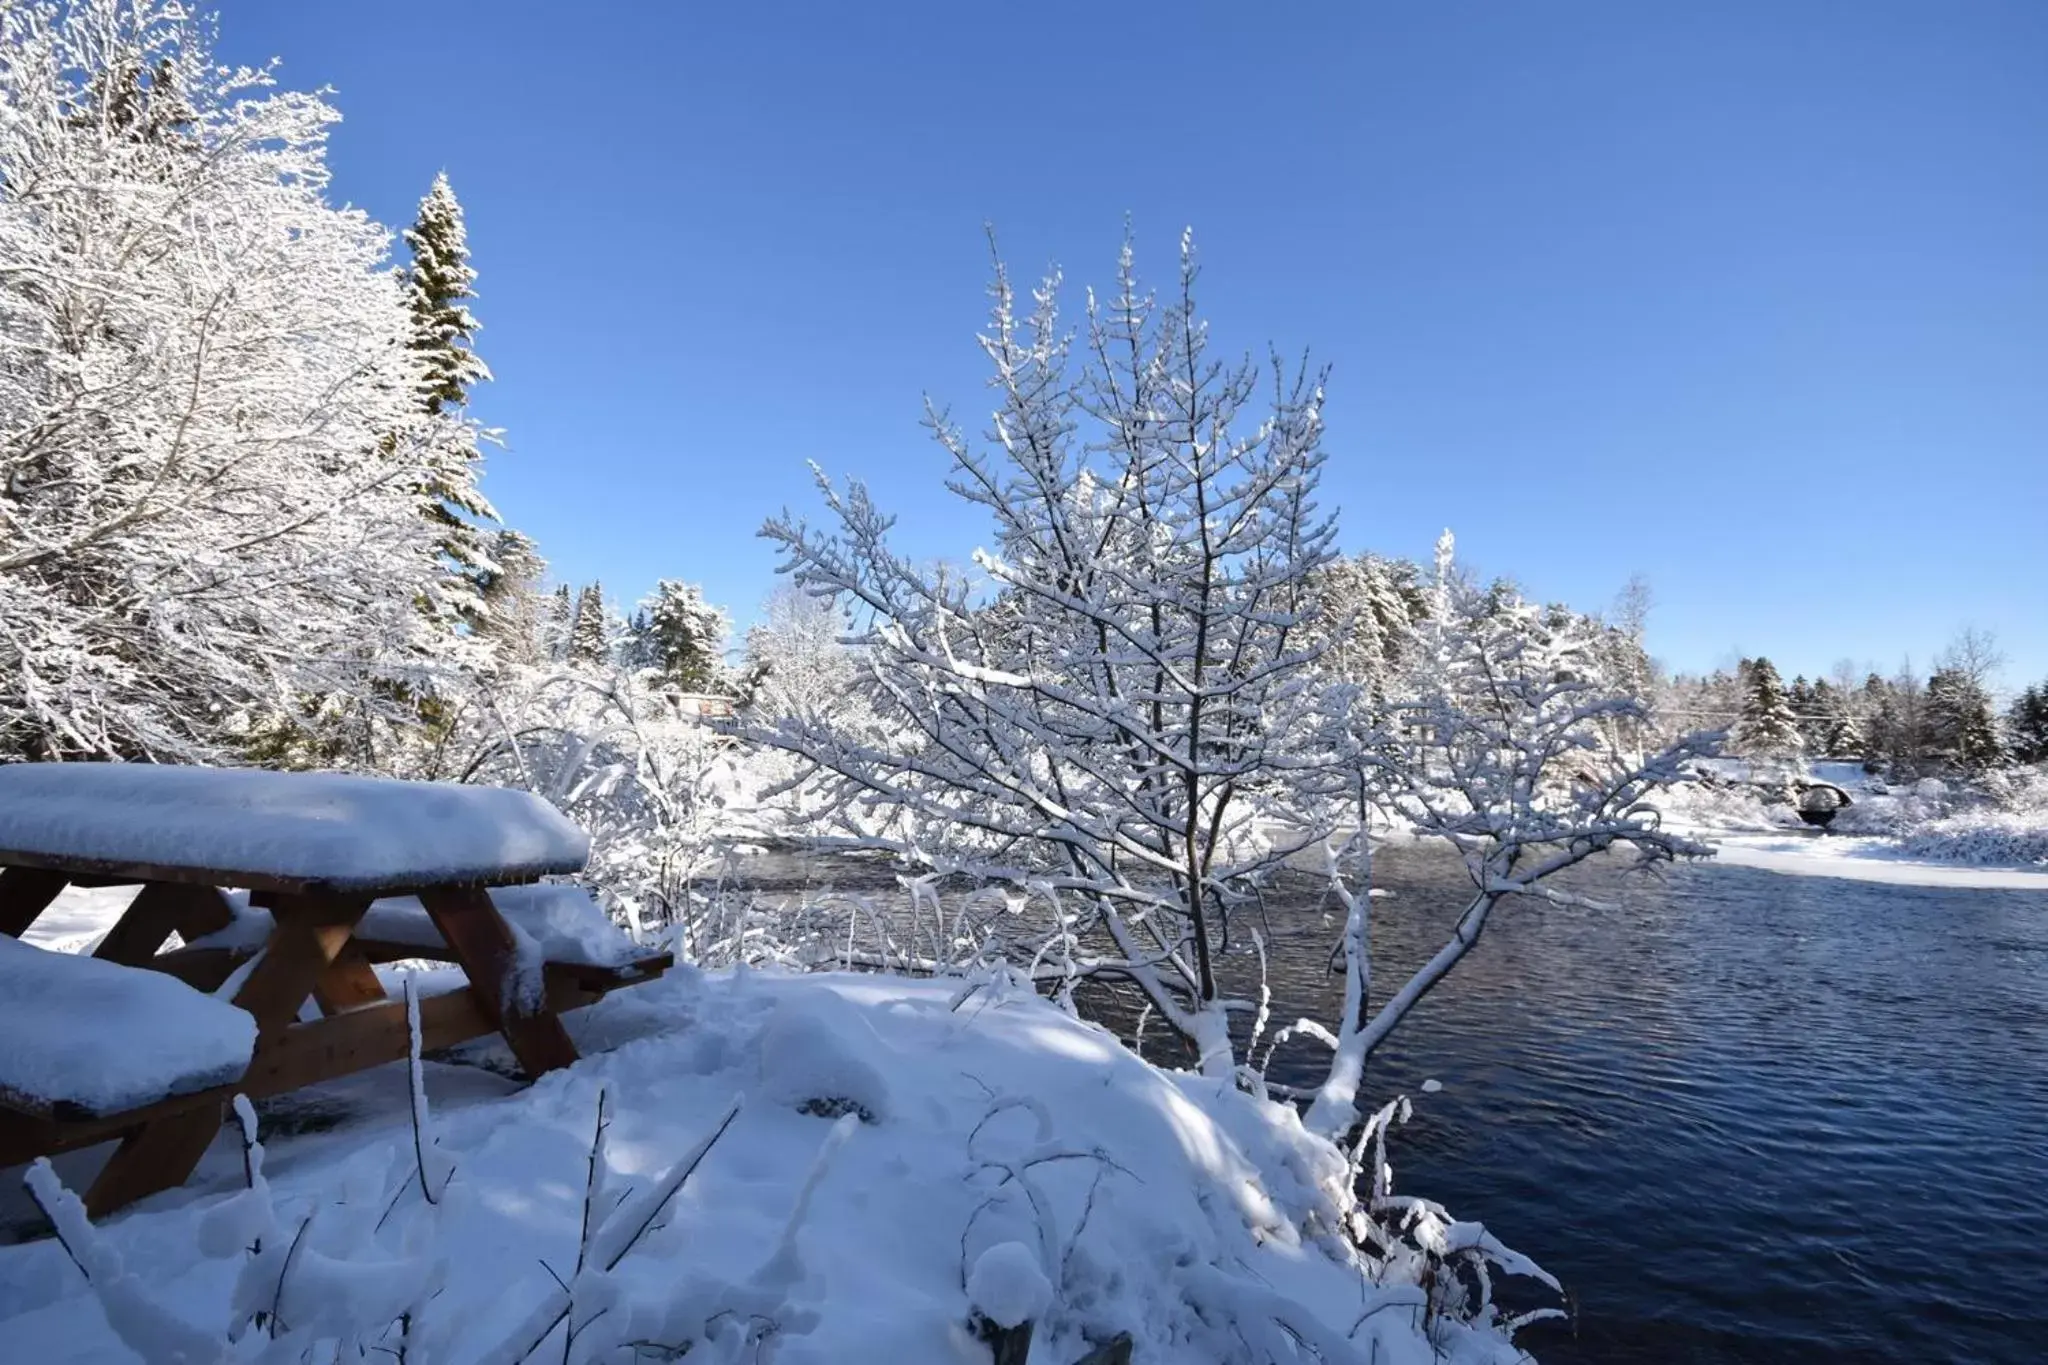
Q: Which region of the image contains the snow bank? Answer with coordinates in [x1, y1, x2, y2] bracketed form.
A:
[0, 969, 1537, 1364]
[0, 764, 589, 891]
[1893, 811, 2048, 868]
[1701, 836, 2048, 889]
[1662, 761, 2048, 881]
[0, 934, 254, 1114]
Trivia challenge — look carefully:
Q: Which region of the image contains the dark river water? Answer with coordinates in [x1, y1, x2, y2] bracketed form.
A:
[1225, 841, 2048, 1364]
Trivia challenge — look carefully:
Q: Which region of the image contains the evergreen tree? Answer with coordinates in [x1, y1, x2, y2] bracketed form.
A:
[633, 580, 731, 691]
[1926, 666, 2001, 772]
[1732, 657, 1803, 759]
[2007, 685, 2048, 765]
[1788, 674, 1814, 713]
[1804, 678, 1841, 753]
[1823, 709, 1865, 760]
[1313, 552, 1431, 695]
[569, 583, 609, 664]
[544, 584, 574, 661]
[475, 530, 547, 666]
[401, 173, 498, 627]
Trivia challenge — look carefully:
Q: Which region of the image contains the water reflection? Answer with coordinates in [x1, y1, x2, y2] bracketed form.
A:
[1240, 841, 2048, 1365]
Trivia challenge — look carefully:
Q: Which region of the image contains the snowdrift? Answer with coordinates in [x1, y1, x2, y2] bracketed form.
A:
[1, 968, 1541, 1364]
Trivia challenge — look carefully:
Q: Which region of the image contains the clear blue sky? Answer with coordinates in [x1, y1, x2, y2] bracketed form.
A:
[215, 1, 2047, 688]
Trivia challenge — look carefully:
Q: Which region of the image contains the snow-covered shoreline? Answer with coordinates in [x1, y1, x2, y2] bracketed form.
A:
[1655, 758, 2048, 887]
[1677, 829, 2048, 890]
[1, 897, 1551, 1365]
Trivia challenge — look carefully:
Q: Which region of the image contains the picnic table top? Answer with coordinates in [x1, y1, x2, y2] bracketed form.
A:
[0, 763, 588, 895]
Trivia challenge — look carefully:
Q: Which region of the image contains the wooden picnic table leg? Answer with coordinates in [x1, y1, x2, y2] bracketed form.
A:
[84, 892, 371, 1218]
[419, 886, 579, 1079]
[0, 866, 69, 938]
[83, 1101, 232, 1218]
[92, 882, 236, 965]
[313, 941, 389, 1015]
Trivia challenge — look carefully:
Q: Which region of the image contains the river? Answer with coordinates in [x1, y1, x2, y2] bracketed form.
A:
[1229, 839, 2048, 1364]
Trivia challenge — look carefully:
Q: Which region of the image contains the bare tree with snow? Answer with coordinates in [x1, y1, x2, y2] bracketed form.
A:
[1301, 532, 1716, 1138]
[756, 230, 1347, 1075]
[0, 0, 452, 762]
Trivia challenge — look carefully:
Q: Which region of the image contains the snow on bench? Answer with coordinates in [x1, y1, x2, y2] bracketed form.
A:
[0, 763, 589, 893]
[192, 883, 646, 971]
[0, 934, 256, 1118]
[362, 884, 646, 969]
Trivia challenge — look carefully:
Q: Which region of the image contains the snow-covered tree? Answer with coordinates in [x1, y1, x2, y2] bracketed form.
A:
[1302, 533, 1714, 1138]
[742, 581, 853, 721]
[475, 529, 547, 667]
[400, 172, 499, 628]
[2008, 684, 2048, 765]
[1309, 551, 1429, 700]
[542, 583, 574, 661]
[633, 579, 730, 692]
[1822, 706, 1865, 760]
[1787, 674, 1816, 747]
[1926, 665, 2001, 772]
[569, 582, 609, 664]
[0, 0, 444, 762]
[1597, 573, 1659, 742]
[756, 231, 1348, 1071]
[1731, 658, 1802, 760]
[753, 231, 1712, 1111]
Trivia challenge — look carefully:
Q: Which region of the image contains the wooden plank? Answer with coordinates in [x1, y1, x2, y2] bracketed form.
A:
[0, 865, 68, 938]
[239, 985, 498, 1096]
[347, 934, 458, 966]
[0, 971, 630, 1167]
[0, 847, 557, 899]
[83, 1100, 225, 1218]
[89, 882, 183, 964]
[0, 846, 320, 896]
[70, 892, 371, 1216]
[419, 887, 579, 1079]
[312, 941, 389, 1015]
[90, 881, 233, 965]
[0, 1108, 58, 1166]
[232, 893, 371, 1036]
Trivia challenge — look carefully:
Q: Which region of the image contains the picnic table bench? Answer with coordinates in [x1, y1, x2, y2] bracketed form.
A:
[0, 763, 671, 1215]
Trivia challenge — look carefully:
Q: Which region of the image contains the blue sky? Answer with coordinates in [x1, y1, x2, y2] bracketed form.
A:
[215, 1, 2046, 687]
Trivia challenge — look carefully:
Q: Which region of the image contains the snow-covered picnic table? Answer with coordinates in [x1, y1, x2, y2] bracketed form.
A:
[0, 764, 671, 1216]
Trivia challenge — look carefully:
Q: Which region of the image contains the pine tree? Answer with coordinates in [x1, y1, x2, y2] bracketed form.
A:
[1926, 666, 2001, 772]
[1823, 710, 1865, 760]
[1733, 657, 1803, 759]
[633, 580, 731, 690]
[1804, 678, 1841, 753]
[570, 583, 609, 665]
[544, 584, 574, 661]
[475, 530, 547, 666]
[1788, 674, 1814, 713]
[2007, 685, 2048, 764]
[401, 173, 499, 627]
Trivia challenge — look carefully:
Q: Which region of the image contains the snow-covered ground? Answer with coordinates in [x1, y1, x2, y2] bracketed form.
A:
[2, 893, 1545, 1365]
[1660, 759, 2048, 887]
[1691, 832, 2048, 889]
